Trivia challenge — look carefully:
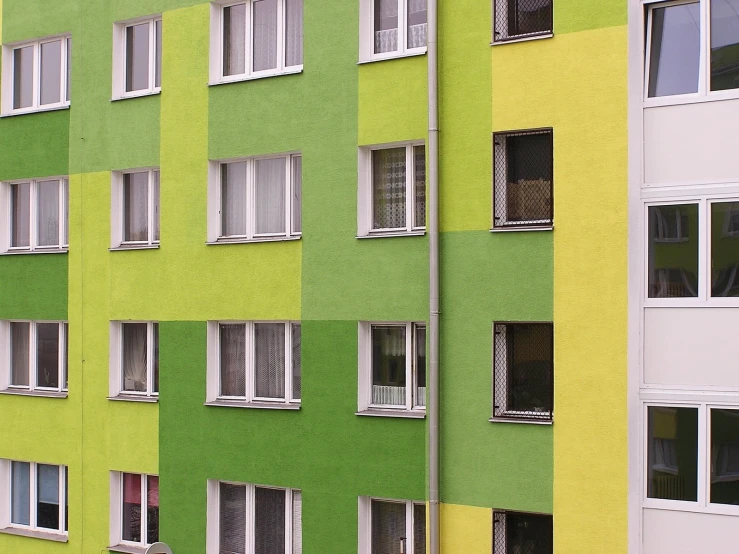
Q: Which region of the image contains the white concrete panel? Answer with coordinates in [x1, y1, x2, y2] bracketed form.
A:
[644, 100, 739, 185]
[643, 508, 739, 554]
[644, 308, 739, 387]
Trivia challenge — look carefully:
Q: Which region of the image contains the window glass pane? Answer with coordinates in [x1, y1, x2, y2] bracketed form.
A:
[124, 172, 149, 242]
[505, 133, 553, 223]
[372, 148, 407, 230]
[255, 323, 286, 399]
[413, 146, 426, 228]
[66, 39, 72, 102]
[414, 504, 426, 554]
[37, 464, 60, 530]
[40, 40, 62, 105]
[371, 500, 406, 554]
[122, 323, 148, 392]
[253, 0, 278, 71]
[155, 20, 162, 89]
[374, 0, 398, 53]
[647, 406, 698, 501]
[507, 0, 552, 37]
[414, 325, 426, 408]
[408, 0, 427, 48]
[710, 409, 739, 505]
[255, 487, 286, 554]
[11, 182, 31, 248]
[292, 490, 302, 554]
[371, 325, 406, 406]
[13, 46, 33, 109]
[63, 179, 69, 246]
[647, 2, 700, 97]
[126, 23, 150, 92]
[255, 158, 287, 235]
[711, 202, 739, 297]
[506, 512, 553, 554]
[224, 4, 247, 76]
[152, 323, 159, 393]
[285, 0, 304, 66]
[711, 0, 739, 90]
[37, 323, 60, 389]
[221, 162, 247, 237]
[648, 204, 699, 298]
[152, 171, 160, 242]
[123, 473, 142, 542]
[219, 483, 246, 554]
[11, 461, 30, 525]
[508, 323, 553, 415]
[37, 180, 60, 247]
[64, 323, 69, 390]
[147, 476, 159, 544]
[292, 156, 302, 234]
[220, 324, 246, 397]
[11, 322, 30, 387]
[292, 323, 301, 400]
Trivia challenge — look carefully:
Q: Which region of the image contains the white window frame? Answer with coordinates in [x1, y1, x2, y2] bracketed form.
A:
[109, 471, 158, 549]
[0, 460, 68, 537]
[109, 321, 159, 399]
[112, 15, 162, 100]
[357, 321, 426, 414]
[359, 0, 428, 62]
[357, 496, 425, 554]
[492, 0, 554, 44]
[110, 168, 161, 249]
[358, 142, 426, 237]
[0, 320, 68, 394]
[206, 479, 301, 554]
[1, 35, 71, 116]
[207, 153, 302, 244]
[209, 0, 304, 85]
[0, 177, 69, 253]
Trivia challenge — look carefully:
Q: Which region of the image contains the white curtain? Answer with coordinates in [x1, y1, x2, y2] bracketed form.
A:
[253, 0, 278, 71]
[152, 171, 160, 242]
[124, 172, 149, 242]
[11, 182, 31, 247]
[407, 0, 427, 49]
[291, 323, 301, 400]
[372, 148, 406, 229]
[123, 323, 147, 392]
[10, 322, 30, 386]
[221, 162, 247, 237]
[37, 180, 60, 247]
[291, 156, 302, 234]
[292, 491, 302, 554]
[374, 0, 398, 53]
[255, 158, 286, 235]
[11, 461, 30, 525]
[255, 323, 285, 399]
[220, 324, 246, 397]
[224, 3, 246, 76]
[285, 0, 303, 67]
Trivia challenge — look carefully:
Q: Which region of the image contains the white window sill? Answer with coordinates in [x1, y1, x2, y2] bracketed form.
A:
[209, 67, 303, 86]
[357, 49, 427, 65]
[0, 526, 68, 542]
[111, 90, 161, 102]
[644, 88, 739, 109]
[357, 231, 426, 240]
[356, 409, 426, 419]
[109, 244, 160, 252]
[0, 388, 68, 399]
[108, 544, 149, 554]
[489, 225, 553, 233]
[491, 32, 553, 46]
[206, 235, 301, 246]
[1, 248, 68, 256]
[0, 104, 70, 118]
[107, 395, 158, 403]
[205, 400, 301, 410]
[489, 416, 552, 426]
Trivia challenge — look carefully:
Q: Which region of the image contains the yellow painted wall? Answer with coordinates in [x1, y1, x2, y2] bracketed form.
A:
[440, 503, 492, 554]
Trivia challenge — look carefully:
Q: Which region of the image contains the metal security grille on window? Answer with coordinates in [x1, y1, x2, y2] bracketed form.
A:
[494, 0, 552, 42]
[494, 130, 553, 228]
[493, 512, 553, 554]
[493, 323, 553, 421]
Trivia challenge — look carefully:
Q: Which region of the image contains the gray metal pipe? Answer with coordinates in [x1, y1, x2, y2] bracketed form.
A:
[427, 0, 440, 551]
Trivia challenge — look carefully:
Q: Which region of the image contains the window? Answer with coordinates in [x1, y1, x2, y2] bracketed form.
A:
[645, 0, 739, 100]
[208, 154, 302, 243]
[207, 480, 301, 554]
[712, 201, 739, 297]
[1, 35, 71, 115]
[210, 0, 303, 84]
[647, 203, 699, 298]
[358, 497, 425, 554]
[358, 143, 426, 236]
[111, 169, 160, 248]
[647, 406, 698, 502]
[0, 460, 67, 536]
[493, 130, 553, 229]
[711, 409, 739, 505]
[113, 16, 162, 99]
[109, 322, 159, 399]
[358, 322, 426, 414]
[1, 178, 69, 253]
[0, 321, 68, 393]
[207, 321, 301, 405]
[492, 511, 552, 554]
[493, 0, 552, 42]
[359, 0, 427, 61]
[493, 323, 553, 422]
[110, 472, 159, 548]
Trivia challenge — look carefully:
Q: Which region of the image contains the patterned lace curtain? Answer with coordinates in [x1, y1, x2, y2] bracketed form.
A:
[373, 148, 406, 229]
[407, 0, 427, 49]
[374, 0, 398, 53]
[220, 324, 246, 397]
[255, 323, 286, 399]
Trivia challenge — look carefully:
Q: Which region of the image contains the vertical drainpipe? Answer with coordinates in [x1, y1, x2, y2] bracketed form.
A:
[427, 0, 440, 552]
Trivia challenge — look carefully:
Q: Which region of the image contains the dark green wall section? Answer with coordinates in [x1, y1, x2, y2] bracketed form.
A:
[0, 254, 68, 319]
[160, 321, 425, 554]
